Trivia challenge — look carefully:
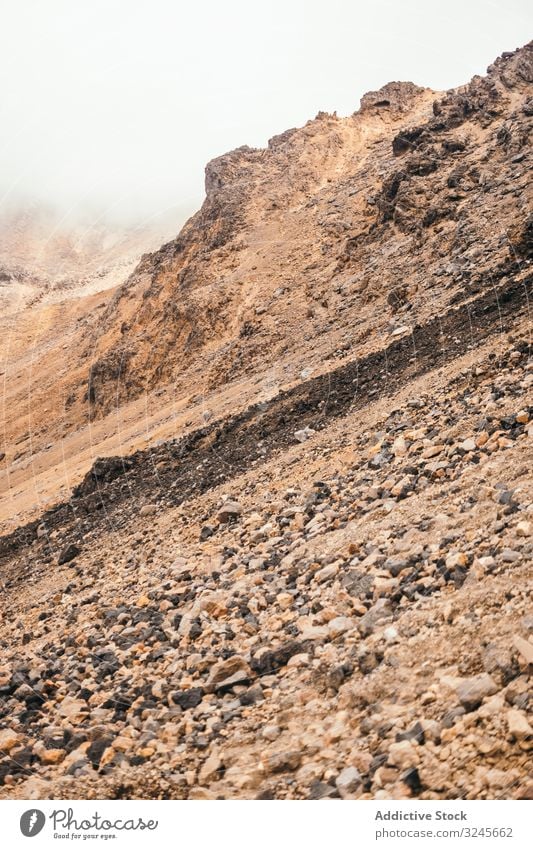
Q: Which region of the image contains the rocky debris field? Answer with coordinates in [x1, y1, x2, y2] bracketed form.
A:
[0, 325, 531, 800]
[1, 265, 530, 565]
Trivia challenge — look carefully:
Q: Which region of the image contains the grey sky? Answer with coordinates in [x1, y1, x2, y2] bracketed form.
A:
[1, 0, 531, 227]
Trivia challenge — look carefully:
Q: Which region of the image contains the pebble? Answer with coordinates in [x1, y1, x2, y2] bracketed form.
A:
[217, 500, 242, 523]
[264, 751, 302, 774]
[0, 729, 21, 752]
[335, 766, 363, 799]
[388, 741, 420, 769]
[262, 725, 281, 741]
[206, 656, 252, 691]
[57, 543, 80, 565]
[452, 674, 499, 711]
[506, 710, 532, 742]
[139, 504, 158, 516]
[294, 426, 316, 443]
[500, 548, 521, 563]
[198, 753, 223, 785]
[513, 634, 533, 666]
[516, 521, 531, 537]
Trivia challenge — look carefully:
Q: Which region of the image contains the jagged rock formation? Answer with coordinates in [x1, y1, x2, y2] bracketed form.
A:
[81, 45, 532, 416]
[0, 44, 531, 802]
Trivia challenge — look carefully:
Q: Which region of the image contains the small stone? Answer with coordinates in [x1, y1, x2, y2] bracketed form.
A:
[139, 504, 157, 516]
[314, 563, 339, 583]
[335, 766, 362, 799]
[276, 592, 293, 609]
[138, 747, 155, 759]
[500, 548, 520, 563]
[507, 710, 532, 741]
[198, 753, 223, 785]
[239, 683, 264, 706]
[99, 747, 117, 768]
[476, 431, 489, 447]
[57, 543, 80, 565]
[264, 751, 302, 774]
[453, 674, 499, 711]
[57, 697, 89, 722]
[421, 445, 444, 459]
[516, 521, 531, 538]
[189, 787, 215, 800]
[38, 747, 65, 765]
[298, 624, 329, 641]
[217, 501, 242, 523]
[446, 552, 468, 568]
[21, 778, 49, 800]
[136, 595, 151, 607]
[287, 652, 310, 669]
[481, 645, 515, 686]
[516, 410, 529, 424]
[460, 438, 477, 452]
[384, 557, 408, 577]
[294, 426, 316, 443]
[513, 635, 533, 666]
[328, 616, 354, 638]
[262, 725, 281, 741]
[0, 729, 21, 752]
[308, 780, 337, 799]
[476, 555, 496, 570]
[392, 436, 407, 457]
[397, 721, 428, 744]
[251, 641, 304, 675]
[402, 767, 422, 795]
[206, 655, 252, 691]
[357, 648, 382, 675]
[358, 599, 391, 636]
[384, 626, 399, 643]
[388, 741, 420, 769]
[151, 679, 166, 699]
[199, 524, 215, 540]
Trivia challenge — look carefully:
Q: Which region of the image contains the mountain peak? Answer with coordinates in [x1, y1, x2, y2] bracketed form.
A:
[359, 80, 429, 113]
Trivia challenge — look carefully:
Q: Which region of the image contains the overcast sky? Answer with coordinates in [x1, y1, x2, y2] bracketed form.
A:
[0, 0, 531, 228]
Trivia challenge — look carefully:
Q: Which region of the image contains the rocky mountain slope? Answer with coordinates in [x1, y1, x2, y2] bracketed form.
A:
[79, 46, 532, 417]
[0, 43, 531, 801]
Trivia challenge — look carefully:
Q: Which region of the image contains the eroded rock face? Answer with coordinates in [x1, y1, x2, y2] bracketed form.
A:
[359, 81, 426, 114]
[78, 44, 532, 418]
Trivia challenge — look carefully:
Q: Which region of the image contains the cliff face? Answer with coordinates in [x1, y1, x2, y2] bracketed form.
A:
[81, 44, 532, 415]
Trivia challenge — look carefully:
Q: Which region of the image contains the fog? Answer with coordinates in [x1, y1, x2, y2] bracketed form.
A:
[0, 0, 531, 229]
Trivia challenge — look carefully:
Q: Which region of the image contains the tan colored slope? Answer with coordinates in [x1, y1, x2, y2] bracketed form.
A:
[0, 324, 531, 800]
[1, 44, 532, 533]
[78, 46, 531, 418]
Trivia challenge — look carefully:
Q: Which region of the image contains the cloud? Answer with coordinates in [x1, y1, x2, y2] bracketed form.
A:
[0, 0, 530, 223]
